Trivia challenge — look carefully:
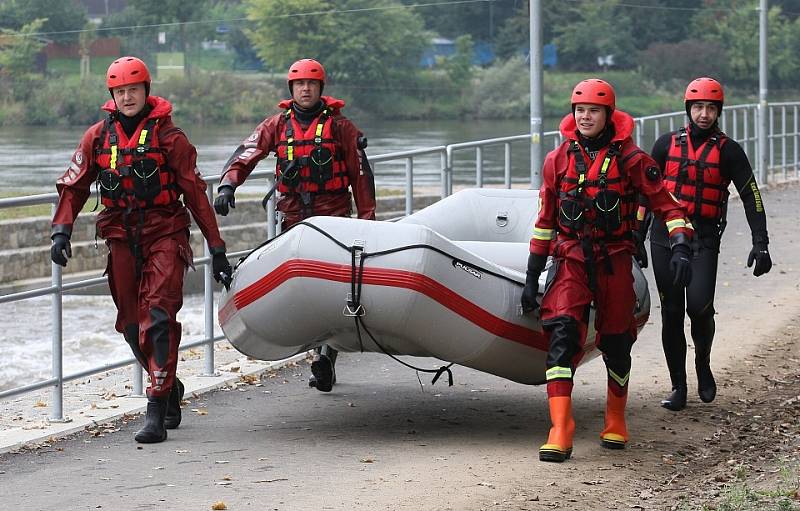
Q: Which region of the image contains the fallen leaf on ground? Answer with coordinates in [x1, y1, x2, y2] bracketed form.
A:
[211, 502, 227, 510]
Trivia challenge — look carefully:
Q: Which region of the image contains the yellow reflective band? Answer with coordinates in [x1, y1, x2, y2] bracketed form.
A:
[110, 145, 118, 169]
[636, 206, 646, 222]
[601, 156, 611, 173]
[608, 368, 630, 388]
[138, 129, 148, 145]
[578, 174, 585, 185]
[666, 218, 686, 233]
[546, 366, 572, 381]
[533, 227, 555, 241]
[315, 122, 324, 138]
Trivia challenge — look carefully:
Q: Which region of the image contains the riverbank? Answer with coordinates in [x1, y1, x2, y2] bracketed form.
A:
[0, 66, 766, 127]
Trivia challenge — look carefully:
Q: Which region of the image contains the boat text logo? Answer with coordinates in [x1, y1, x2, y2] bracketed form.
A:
[453, 260, 482, 279]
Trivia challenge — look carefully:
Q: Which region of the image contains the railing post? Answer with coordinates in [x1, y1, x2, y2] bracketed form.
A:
[50, 203, 65, 422]
[475, 146, 483, 188]
[132, 363, 144, 397]
[769, 106, 775, 177]
[203, 186, 215, 376]
[405, 157, 413, 216]
[439, 150, 448, 199]
[266, 174, 277, 240]
[654, 119, 660, 148]
[782, 105, 787, 179]
[504, 142, 512, 188]
[744, 108, 751, 162]
[635, 119, 642, 148]
[794, 105, 798, 175]
[445, 145, 454, 197]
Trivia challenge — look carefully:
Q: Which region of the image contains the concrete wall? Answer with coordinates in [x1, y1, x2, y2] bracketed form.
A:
[0, 195, 439, 291]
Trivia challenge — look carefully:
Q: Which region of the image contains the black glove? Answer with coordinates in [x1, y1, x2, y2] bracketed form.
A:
[214, 185, 236, 216]
[632, 230, 648, 269]
[747, 243, 772, 277]
[212, 251, 233, 290]
[521, 253, 548, 314]
[669, 243, 692, 288]
[50, 233, 72, 267]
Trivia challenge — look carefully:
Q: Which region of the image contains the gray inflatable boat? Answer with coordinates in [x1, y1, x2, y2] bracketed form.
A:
[218, 188, 650, 385]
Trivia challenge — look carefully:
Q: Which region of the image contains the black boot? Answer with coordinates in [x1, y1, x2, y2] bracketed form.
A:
[661, 385, 687, 411]
[164, 378, 184, 430]
[691, 307, 716, 403]
[135, 397, 168, 443]
[696, 362, 716, 403]
[309, 346, 337, 392]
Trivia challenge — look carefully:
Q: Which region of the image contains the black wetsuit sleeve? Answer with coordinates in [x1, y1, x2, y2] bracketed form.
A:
[721, 140, 768, 244]
[650, 132, 673, 171]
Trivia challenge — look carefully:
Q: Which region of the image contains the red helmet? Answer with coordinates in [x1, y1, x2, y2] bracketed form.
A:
[106, 56, 151, 90]
[685, 77, 724, 104]
[287, 58, 326, 88]
[571, 79, 616, 109]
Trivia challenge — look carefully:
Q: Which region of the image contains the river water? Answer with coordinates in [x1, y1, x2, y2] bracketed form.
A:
[0, 117, 559, 392]
[0, 118, 559, 195]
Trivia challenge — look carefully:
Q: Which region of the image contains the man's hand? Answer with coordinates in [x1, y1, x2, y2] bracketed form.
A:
[747, 243, 772, 277]
[212, 251, 233, 290]
[214, 185, 236, 216]
[669, 243, 692, 287]
[521, 253, 548, 314]
[50, 233, 72, 267]
[632, 230, 648, 269]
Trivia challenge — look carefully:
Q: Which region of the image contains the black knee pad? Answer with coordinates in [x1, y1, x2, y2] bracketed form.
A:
[147, 308, 171, 367]
[542, 315, 581, 368]
[123, 323, 139, 347]
[598, 332, 634, 376]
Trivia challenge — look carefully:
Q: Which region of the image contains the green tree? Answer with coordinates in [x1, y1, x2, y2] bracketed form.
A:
[0, 0, 87, 44]
[245, 0, 428, 86]
[203, 1, 263, 70]
[101, 0, 208, 75]
[399, 0, 519, 43]
[0, 19, 46, 75]
[494, 0, 577, 60]
[553, 0, 636, 70]
[692, 0, 796, 86]
[443, 35, 474, 89]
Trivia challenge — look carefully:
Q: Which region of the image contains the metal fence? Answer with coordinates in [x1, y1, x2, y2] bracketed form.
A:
[1, 102, 798, 420]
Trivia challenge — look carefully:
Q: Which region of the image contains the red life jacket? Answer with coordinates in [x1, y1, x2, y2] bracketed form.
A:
[95, 115, 178, 209]
[557, 140, 638, 241]
[275, 106, 349, 195]
[663, 127, 729, 220]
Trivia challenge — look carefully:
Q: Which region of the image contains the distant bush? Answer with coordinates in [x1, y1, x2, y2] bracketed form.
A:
[159, 72, 284, 125]
[25, 75, 108, 126]
[639, 39, 731, 86]
[467, 56, 531, 119]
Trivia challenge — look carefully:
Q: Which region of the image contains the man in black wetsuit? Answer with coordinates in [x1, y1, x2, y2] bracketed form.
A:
[642, 77, 772, 411]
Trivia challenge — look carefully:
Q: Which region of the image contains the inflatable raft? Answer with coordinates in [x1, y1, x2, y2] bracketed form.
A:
[218, 188, 650, 385]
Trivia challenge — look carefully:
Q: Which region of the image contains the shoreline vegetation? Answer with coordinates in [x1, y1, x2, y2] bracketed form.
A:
[0, 63, 767, 128]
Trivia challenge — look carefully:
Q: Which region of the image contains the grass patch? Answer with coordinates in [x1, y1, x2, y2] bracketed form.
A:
[0, 191, 101, 221]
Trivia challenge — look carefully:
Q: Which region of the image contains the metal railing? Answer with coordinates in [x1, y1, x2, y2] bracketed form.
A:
[1, 101, 798, 420]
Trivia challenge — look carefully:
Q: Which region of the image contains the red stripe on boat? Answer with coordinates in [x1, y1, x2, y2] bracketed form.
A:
[229, 259, 550, 352]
